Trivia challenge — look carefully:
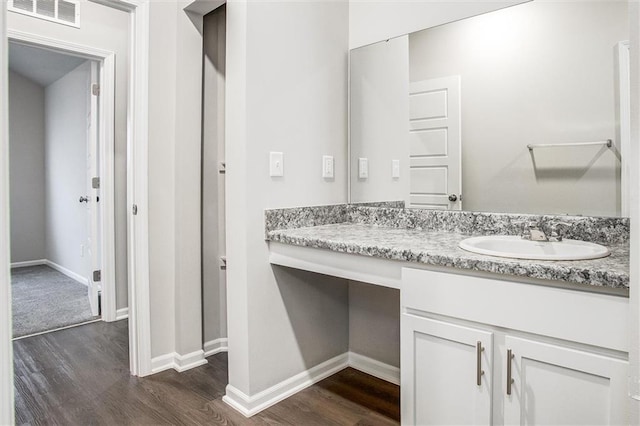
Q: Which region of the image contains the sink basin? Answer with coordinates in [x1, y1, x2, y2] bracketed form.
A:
[459, 235, 610, 261]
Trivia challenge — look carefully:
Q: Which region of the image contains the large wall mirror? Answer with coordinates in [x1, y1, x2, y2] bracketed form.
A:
[349, 0, 629, 217]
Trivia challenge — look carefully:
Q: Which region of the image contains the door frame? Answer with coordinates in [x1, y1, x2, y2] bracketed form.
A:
[1, 1, 152, 421]
[7, 29, 118, 322]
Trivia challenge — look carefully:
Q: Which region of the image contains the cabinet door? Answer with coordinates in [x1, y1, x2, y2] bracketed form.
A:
[504, 336, 628, 425]
[401, 314, 493, 425]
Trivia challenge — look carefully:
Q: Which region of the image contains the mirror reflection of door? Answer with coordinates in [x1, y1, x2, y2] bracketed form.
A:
[409, 76, 461, 210]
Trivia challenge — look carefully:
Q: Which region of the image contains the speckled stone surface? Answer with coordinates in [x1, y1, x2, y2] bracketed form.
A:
[265, 204, 630, 289]
[267, 223, 629, 290]
[347, 206, 629, 245]
[350, 201, 406, 209]
[264, 204, 348, 237]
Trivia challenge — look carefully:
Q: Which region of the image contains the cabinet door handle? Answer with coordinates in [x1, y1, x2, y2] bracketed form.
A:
[506, 349, 514, 395]
[476, 341, 484, 386]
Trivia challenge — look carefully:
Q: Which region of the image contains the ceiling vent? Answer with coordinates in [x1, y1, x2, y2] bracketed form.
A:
[8, 0, 80, 28]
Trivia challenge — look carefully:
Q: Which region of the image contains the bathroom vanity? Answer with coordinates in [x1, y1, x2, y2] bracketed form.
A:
[265, 204, 630, 425]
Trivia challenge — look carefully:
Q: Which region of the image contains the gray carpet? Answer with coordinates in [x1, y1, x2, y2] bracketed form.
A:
[11, 265, 98, 338]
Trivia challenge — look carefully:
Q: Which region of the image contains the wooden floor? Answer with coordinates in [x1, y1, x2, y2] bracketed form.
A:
[14, 320, 400, 425]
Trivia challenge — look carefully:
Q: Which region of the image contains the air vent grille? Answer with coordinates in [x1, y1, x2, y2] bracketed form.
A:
[8, 0, 80, 28]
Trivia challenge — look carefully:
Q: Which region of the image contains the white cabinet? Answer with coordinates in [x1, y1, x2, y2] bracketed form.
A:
[504, 336, 628, 426]
[401, 268, 629, 426]
[401, 314, 493, 425]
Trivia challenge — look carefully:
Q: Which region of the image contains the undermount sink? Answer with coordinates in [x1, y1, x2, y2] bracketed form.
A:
[459, 235, 610, 261]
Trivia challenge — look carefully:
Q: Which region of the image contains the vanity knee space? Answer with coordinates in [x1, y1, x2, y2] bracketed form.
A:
[400, 268, 629, 426]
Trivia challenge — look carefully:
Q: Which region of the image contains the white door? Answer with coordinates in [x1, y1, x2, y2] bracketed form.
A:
[401, 314, 493, 425]
[85, 62, 100, 317]
[408, 76, 461, 210]
[504, 336, 628, 425]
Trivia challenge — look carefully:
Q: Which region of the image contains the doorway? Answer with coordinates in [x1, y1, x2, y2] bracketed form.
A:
[8, 42, 102, 338]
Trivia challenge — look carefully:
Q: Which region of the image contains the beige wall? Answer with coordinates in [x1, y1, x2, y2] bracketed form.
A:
[409, 0, 627, 216]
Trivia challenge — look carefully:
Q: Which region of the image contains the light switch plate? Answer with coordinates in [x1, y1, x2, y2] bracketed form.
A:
[392, 159, 400, 178]
[270, 152, 284, 177]
[358, 158, 368, 179]
[322, 155, 334, 178]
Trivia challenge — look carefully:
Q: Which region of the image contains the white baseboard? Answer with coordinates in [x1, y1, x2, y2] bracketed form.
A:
[203, 338, 228, 357]
[348, 352, 400, 386]
[151, 349, 208, 374]
[10, 259, 46, 268]
[223, 353, 349, 417]
[115, 307, 129, 320]
[223, 351, 399, 418]
[45, 260, 88, 286]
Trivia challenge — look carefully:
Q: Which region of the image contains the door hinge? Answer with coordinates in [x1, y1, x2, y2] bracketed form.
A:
[92, 84, 100, 96]
[92, 177, 100, 189]
[219, 162, 226, 174]
[93, 270, 101, 282]
[220, 256, 227, 270]
[132, 204, 138, 215]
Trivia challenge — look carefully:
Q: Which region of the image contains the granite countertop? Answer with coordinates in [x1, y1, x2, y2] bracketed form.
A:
[267, 223, 629, 290]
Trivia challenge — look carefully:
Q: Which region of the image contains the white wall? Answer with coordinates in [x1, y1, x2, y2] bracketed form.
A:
[9, 71, 46, 263]
[349, 0, 528, 49]
[203, 7, 227, 346]
[350, 36, 409, 204]
[44, 61, 90, 278]
[349, 281, 400, 368]
[8, 4, 130, 308]
[408, 1, 627, 216]
[226, 0, 350, 397]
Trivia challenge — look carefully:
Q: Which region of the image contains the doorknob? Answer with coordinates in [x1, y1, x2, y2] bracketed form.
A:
[448, 194, 458, 202]
[79, 196, 89, 203]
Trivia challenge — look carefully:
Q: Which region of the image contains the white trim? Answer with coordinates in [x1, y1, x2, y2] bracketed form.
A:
[203, 337, 228, 357]
[12, 318, 101, 341]
[223, 353, 350, 417]
[45, 260, 88, 286]
[10, 259, 47, 268]
[6, 30, 118, 323]
[115, 307, 129, 320]
[0, 4, 15, 423]
[348, 352, 400, 386]
[151, 350, 208, 374]
[618, 40, 631, 217]
[126, 0, 152, 378]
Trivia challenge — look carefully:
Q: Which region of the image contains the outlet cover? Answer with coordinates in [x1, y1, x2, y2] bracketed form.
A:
[358, 158, 368, 179]
[322, 155, 334, 178]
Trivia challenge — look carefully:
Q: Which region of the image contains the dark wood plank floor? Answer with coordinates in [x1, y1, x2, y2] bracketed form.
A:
[14, 320, 400, 425]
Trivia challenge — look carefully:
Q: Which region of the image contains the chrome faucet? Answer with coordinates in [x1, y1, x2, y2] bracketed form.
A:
[520, 222, 548, 241]
[519, 220, 572, 242]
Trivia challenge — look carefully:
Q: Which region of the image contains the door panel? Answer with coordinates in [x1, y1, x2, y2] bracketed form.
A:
[409, 76, 461, 210]
[401, 314, 492, 425]
[504, 336, 628, 425]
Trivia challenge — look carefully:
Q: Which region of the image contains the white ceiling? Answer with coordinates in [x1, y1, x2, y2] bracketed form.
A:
[9, 42, 87, 87]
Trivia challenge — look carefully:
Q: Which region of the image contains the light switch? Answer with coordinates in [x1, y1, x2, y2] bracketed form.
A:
[392, 159, 400, 178]
[358, 158, 368, 179]
[322, 155, 334, 179]
[270, 152, 284, 177]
